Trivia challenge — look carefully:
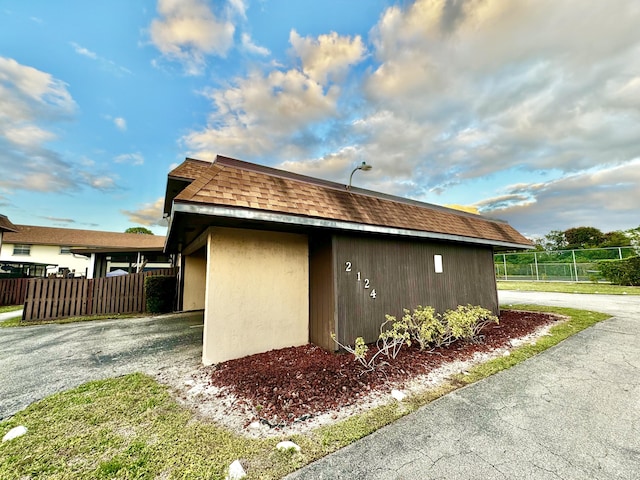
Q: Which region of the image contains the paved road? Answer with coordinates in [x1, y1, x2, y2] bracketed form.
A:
[0, 312, 203, 420]
[287, 292, 640, 480]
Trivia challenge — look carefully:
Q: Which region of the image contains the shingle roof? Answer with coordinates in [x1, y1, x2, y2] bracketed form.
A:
[171, 155, 532, 247]
[3, 225, 166, 249]
[0, 214, 18, 233]
[168, 158, 212, 181]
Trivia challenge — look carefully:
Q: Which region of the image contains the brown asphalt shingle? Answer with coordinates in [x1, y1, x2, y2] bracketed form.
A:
[172, 156, 532, 247]
[168, 158, 212, 181]
[3, 225, 166, 249]
[0, 214, 18, 233]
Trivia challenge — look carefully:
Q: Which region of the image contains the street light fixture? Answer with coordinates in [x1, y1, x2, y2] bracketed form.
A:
[347, 161, 373, 189]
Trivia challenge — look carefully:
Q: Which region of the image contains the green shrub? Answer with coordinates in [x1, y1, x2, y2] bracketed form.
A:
[335, 304, 499, 371]
[397, 305, 449, 349]
[441, 304, 499, 342]
[144, 275, 176, 313]
[598, 256, 640, 286]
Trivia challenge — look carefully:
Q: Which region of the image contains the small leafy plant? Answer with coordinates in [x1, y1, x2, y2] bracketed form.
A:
[333, 304, 499, 371]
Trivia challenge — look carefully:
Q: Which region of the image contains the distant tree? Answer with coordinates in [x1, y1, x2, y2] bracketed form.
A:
[530, 237, 546, 251]
[564, 227, 604, 249]
[626, 226, 640, 253]
[600, 230, 631, 248]
[125, 227, 154, 235]
[542, 230, 567, 251]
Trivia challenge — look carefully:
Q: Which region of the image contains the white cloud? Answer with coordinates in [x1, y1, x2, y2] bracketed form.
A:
[241, 33, 270, 56]
[4, 124, 56, 147]
[114, 152, 144, 166]
[184, 68, 339, 159]
[114, 117, 127, 131]
[79, 172, 118, 191]
[476, 159, 640, 235]
[0, 56, 75, 120]
[70, 42, 97, 59]
[121, 197, 166, 226]
[0, 56, 120, 195]
[182, 29, 368, 160]
[150, 0, 235, 75]
[228, 0, 247, 19]
[326, 0, 640, 199]
[289, 30, 366, 84]
[69, 42, 131, 75]
[278, 146, 360, 180]
[0, 56, 76, 191]
[179, 0, 640, 240]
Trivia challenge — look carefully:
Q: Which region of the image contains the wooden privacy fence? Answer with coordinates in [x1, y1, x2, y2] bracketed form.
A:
[22, 268, 177, 322]
[0, 278, 29, 306]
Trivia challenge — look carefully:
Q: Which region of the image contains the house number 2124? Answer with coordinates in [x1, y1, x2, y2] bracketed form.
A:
[345, 261, 377, 299]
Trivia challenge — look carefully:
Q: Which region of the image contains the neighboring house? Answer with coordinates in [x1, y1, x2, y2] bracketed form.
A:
[163, 155, 533, 366]
[0, 214, 18, 251]
[0, 225, 170, 278]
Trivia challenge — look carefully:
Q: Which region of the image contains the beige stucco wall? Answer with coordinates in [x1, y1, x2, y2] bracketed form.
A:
[0, 243, 90, 276]
[203, 227, 309, 365]
[183, 249, 207, 311]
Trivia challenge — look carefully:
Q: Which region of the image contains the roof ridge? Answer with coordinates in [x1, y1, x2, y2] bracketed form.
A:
[174, 162, 226, 202]
[210, 155, 501, 223]
[11, 224, 165, 236]
[168, 158, 213, 180]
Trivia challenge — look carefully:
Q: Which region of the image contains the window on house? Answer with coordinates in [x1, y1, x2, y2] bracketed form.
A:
[13, 244, 31, 255]
[60, 246, 72, 255]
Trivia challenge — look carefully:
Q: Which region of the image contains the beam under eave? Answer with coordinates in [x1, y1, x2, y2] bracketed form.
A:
[171, 202, 534, 251]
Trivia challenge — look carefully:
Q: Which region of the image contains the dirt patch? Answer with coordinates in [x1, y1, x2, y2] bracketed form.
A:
[157, 310, 560, 437]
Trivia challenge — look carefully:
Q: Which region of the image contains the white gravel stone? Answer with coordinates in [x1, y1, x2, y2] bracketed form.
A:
[276, 440, 301, 452]
[2, 425, 27, 442]
[391, 389, 406, 401]
[225, 459, 246, 480]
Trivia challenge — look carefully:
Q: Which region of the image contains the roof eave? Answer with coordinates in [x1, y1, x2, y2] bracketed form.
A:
[169, 202, 533, 251]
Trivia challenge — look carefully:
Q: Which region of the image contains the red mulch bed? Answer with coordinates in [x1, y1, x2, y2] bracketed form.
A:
[209, 310, 559, 426]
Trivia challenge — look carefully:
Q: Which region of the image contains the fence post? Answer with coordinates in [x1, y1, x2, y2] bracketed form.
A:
[534, 252, 539, 281]
[572, 249, 578, 281]
[618, 247, 623, 260]
[503, 254, 508, 281]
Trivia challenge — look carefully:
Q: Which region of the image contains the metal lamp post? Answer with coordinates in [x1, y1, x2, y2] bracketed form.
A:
[347, 162, 372, 189]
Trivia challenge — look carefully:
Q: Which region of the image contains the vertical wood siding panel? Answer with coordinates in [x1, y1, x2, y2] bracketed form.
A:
[309, 235, 335, 350]
[333, 235, 498, 345]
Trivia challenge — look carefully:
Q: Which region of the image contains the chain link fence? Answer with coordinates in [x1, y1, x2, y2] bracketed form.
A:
[494, 246, 637, 282]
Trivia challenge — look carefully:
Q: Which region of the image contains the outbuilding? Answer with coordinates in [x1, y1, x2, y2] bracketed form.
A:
[163, 155, 532, 365]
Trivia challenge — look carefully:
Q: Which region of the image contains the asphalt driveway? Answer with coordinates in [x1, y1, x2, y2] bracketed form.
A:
[287, 291, 640, 480]
[0, 311, 203, 421]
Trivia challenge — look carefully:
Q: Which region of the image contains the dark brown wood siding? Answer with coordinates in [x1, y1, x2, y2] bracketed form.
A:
[308, 235, 335, 350]
[333, 234, 498, 346]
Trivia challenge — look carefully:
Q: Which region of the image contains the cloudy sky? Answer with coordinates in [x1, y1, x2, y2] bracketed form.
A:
[1, 0, 638, 237]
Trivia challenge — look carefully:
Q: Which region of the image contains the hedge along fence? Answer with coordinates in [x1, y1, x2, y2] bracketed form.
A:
[145, 275, 176, 314]
[22, 268, 177, 322]
[495, 246, 637, 282]
[598, 256, 640, 286]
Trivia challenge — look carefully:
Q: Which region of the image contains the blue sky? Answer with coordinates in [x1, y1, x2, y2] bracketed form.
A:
[1, 0, 639, 238]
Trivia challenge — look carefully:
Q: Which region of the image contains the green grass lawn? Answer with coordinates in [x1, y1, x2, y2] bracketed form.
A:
[497, 281, 640, 295]
[0, 306, 610, 479]
[0, 312, 147, 329]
